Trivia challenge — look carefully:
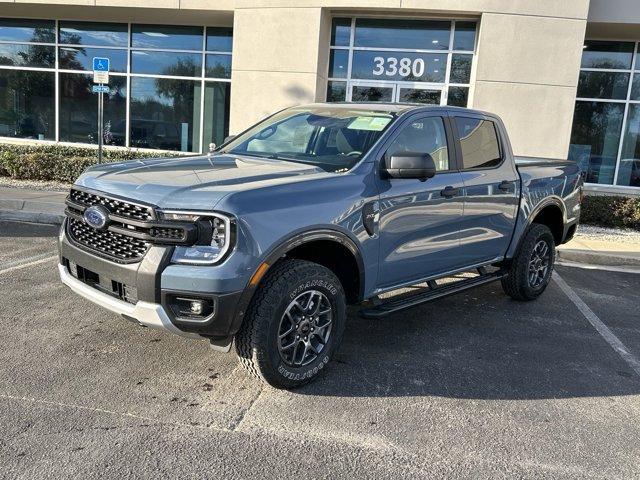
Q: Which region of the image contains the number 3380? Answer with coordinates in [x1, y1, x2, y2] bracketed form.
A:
[372, 56, 425, 78]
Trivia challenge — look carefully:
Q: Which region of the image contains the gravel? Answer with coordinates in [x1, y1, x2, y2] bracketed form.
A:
[577, 224, 640, 244]
[0, 176, 70, 192]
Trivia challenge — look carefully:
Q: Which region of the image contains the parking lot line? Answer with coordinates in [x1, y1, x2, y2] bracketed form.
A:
[554, 272, 640, 378]
[0, 252, 57, 276]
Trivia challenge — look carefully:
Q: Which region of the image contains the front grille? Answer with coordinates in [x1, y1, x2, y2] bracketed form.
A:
[68, 218, 150, 262]
[69, 188, 154, 221]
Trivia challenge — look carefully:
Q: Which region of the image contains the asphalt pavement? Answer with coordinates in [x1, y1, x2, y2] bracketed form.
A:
[1, 221, 639, 479]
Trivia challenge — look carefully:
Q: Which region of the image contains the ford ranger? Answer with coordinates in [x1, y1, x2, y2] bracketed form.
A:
[58, 103, 582, 388]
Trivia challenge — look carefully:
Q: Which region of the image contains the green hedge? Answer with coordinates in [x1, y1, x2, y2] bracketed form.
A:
[0, 143, 182, 183]
[581, 195, 640, 230]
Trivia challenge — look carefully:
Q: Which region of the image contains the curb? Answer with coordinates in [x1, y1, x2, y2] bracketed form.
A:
[557, 248, 640, 268]
[0, 209, 63, 225]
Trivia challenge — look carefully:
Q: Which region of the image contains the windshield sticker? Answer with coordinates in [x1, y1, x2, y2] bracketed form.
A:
[348, 116, 392, 131]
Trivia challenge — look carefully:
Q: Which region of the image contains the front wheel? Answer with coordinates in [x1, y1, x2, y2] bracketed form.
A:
[501, 223, 556, 301]
[235, 259, 346, 389]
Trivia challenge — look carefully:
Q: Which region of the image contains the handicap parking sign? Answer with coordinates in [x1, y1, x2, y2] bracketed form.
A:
[92, 57, 110, 72]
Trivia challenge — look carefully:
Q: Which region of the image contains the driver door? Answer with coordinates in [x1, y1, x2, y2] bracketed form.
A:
[376, 113, 465, 290]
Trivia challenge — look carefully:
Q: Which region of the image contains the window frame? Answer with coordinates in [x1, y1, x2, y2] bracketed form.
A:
[574, 39, 640, 187]
[0, 19, 233, 153]
[326, 16, 478, 107]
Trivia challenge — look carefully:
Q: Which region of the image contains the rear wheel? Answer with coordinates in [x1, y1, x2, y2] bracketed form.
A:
[501, 223, 555, 301]
[235, 259, 346, 389]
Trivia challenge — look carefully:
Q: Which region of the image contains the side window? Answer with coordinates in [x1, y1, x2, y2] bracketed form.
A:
[386, 117, 449, 171]
[455, 117, 502, 169]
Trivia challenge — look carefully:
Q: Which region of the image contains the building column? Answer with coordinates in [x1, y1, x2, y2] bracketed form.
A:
[229, 6, 330, 133]
[471, 12, 588, 159]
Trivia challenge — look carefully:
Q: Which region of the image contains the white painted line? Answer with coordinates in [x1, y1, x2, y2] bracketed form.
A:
[556, 261, 640, 275]
[553, 272, 640, 378]
[0, 253, 57, 275]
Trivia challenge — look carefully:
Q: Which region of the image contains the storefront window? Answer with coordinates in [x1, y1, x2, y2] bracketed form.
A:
[0, 18, 232, 153]
[59, 73, 126, 146]
[130, 77, 201, 152]
[327, 18, 476, 106]
[0, 70, 55, 139]
[569, 40, 640, 188]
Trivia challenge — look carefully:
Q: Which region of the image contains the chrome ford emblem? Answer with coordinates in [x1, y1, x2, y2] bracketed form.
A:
[83, 205, 109, 230]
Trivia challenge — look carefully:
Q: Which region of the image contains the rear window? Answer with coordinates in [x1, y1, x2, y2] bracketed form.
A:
[455, 117, 502, 169]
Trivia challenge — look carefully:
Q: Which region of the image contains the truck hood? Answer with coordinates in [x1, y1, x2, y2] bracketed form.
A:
[75, 154, 329, 210]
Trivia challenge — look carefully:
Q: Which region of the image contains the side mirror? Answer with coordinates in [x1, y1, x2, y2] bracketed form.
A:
[382, 152, 436, 180]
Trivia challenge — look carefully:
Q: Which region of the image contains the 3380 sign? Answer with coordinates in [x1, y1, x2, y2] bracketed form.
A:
[372, 56, 426, 78]
[351, 51, 446, 83]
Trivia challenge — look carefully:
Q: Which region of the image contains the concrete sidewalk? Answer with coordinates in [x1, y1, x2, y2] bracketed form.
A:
[0, 186, 66, 225]
[0, 185, 638, 268]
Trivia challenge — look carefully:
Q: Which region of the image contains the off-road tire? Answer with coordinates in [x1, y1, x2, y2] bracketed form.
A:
[501, 223, 556, 301]
[235, 259, 346, 389]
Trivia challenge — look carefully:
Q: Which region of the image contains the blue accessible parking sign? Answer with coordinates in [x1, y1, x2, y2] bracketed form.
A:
[92, 57, 110, 72]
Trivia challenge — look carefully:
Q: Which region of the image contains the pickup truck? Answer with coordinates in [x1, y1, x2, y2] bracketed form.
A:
[58, 103, 582, 389]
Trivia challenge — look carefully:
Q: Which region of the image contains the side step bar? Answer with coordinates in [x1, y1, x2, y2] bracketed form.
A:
[359, 270, 506, 319]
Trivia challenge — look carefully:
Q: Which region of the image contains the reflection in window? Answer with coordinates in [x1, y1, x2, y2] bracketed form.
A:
[386, 117, 449, 171]
[351, 86, 393, 102]
[0, 44, 54, 68]
[450, 54, 472, 84]
[455, 117, 501, 169]
[331, 18, 351, 47]
[0, 70, 54, 139]
[130, 77, 201, 152]
[205, 54, 232, 79]
[326, 81, 346, 102]
[398, 88, 440, 104]
[569, 101, 624, 185]
[58, 21, 127, 46]
[131, 24, 202, 50]
[618, 105, 640, 187]
[59, 47, 127, 72]
[355, 19, 450, 50]
[581, 41, 634, 70]
[131, 50, 202, 77]
[206, 28, 233, 52]
[453, 22, 476, 51]
[203, 82, 230, 149]
[0, 18, 55, 43]
[59, 73, 126, 146]
[329, 49, 348, 79]
[577, 71, 629, 100]
[448, 86, 469, 107]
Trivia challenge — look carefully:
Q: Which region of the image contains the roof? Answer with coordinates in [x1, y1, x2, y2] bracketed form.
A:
[301, 102, 490, 117]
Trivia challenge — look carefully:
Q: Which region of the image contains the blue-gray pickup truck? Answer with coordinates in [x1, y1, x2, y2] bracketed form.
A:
[58, 103, 582, 388]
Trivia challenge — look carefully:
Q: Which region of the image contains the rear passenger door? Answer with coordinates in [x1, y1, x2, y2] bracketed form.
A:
[452, 114, 520, 265]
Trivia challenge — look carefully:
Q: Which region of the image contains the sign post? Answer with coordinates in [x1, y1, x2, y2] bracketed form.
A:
[92, 57, 110, 164]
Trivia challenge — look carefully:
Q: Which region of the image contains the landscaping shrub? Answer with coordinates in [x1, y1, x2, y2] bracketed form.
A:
[581, 195, 640, 230]
[0, 143, 182, 183]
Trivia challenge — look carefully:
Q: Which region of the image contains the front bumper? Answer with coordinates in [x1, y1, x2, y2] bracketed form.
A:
[58, 263, 200, 339]
[58, 220, 244, 340]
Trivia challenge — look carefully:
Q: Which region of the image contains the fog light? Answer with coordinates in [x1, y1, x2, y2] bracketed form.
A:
[190, 300, 204, 315]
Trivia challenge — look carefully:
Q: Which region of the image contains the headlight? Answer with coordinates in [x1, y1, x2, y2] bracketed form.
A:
[159, 210, 233, 265]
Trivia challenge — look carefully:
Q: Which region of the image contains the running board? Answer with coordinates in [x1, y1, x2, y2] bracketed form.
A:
[359, 270, 506, 319]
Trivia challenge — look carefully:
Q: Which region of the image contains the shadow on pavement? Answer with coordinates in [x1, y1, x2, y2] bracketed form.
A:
[0, 221, 60, 238]
[297, 281, 640, 400]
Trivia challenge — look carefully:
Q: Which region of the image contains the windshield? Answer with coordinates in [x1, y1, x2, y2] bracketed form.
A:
[221, 107, 396, 172]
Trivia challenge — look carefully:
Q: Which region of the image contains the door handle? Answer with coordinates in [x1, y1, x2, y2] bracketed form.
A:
[440, 186, 460, 198]
[498, 180, 513, 192]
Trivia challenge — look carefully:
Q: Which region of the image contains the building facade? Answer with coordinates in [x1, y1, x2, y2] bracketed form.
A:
[0, 0, 638, 194]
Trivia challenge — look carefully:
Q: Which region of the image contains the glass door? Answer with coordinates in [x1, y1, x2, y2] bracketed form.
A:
[348, 81, 396, 103]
